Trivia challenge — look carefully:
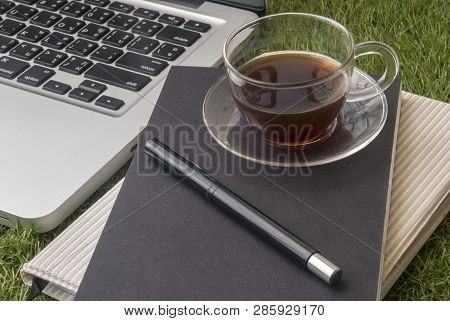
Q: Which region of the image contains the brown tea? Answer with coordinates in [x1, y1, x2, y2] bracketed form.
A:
[233, 52, 347, 147]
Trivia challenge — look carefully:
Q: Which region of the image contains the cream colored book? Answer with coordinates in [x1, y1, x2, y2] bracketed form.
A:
[21, 92, 449, 301]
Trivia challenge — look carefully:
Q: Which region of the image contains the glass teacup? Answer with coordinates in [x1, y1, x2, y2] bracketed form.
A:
[223, 13, 399, 148]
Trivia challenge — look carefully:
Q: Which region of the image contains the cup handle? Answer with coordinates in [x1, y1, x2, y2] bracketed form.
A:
[346, 41, 399, 102]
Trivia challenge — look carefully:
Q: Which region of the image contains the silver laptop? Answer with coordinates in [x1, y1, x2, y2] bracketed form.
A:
[0, 0, 264, 231]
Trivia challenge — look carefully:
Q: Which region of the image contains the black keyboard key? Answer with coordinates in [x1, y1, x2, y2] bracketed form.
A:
[85, 0, 110, 7]
[54, 16, 85, 34]
[15, 0, 38, 4]
[78, 23, 109, 40]
[17, 25, 49, 42]
[36, 0, 67, 11]
[43, 79, 71, 94]
[156, 25, 200, 47]
[9, 42, 43, 60]
[116, 52, 167, 76]
[102, 29, 133, 47]
[127, 36, 158, 54]
[66, 38, 98, 56]
[107, 13, 138, 30]
[17, 65, 54, 86]
[79, 79, 106, 94]
[0, 1, 15, 15]
[152, 42, 184, 61]
[6, 4, 38, 21]
[95, 95, 123, 110]
[59, 55, 92, 74]
[60, 1, 90, 18]
[184, 20, 210, 33]
[30, 10, 62, 27]
[0, 19, 25, 36]
[90, 44, 122, 62]
[84, 6, 114, 23]
[69, 87, 97, 102]
[0, 35, 18, 53]
[34, 48, 68, 66]
[0, 56, 29, 79]
[41, 31, 73, 49]
[158, 14, 184, 26]
[109, 1, 133, 13]
[131, 19, 162, 37]
[133, 8, 158, 19]
[85, 63, 150, 91]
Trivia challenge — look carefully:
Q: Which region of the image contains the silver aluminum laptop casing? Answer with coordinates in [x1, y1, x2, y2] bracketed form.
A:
[0, 0, 257, 232]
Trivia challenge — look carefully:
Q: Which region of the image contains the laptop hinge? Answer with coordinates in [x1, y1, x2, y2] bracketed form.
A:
[158, 0, 205, 9]
[208, 0, 266, 16]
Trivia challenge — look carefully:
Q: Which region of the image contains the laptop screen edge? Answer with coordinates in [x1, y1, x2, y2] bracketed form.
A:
[208, 0, 267, 16]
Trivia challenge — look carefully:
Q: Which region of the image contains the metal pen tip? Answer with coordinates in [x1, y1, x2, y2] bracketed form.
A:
[307, 253, 342, 285]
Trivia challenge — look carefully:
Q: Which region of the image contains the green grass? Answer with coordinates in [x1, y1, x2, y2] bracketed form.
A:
[0, 0, 448, 301]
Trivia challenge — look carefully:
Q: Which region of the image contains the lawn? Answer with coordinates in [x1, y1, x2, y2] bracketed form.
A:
[0, 0, 449, 301]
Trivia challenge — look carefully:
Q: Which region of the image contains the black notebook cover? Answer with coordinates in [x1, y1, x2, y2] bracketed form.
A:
[76, 67, 401, 300]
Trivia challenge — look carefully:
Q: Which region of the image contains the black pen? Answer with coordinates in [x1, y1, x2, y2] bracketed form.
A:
[144, 138, 343, 285]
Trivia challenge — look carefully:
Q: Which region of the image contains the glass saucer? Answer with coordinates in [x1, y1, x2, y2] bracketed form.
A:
[203, 69, 388, 167]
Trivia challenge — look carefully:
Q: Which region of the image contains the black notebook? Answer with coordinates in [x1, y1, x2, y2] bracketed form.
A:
[76, 67, 401, 300]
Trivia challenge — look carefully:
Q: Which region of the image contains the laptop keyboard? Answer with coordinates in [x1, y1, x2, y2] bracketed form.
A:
[0, 0, 211, 113]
